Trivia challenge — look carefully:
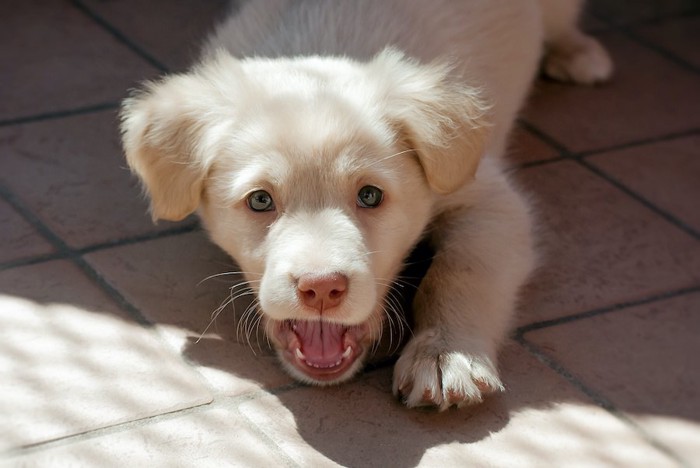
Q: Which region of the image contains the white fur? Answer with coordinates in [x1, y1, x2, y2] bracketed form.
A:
[121, 0, 612, 409]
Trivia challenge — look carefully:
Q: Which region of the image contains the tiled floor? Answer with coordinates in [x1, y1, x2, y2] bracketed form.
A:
[1, 1, 699, 466]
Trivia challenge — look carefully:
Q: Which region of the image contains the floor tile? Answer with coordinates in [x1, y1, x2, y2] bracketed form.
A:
[85, 231, 295, 395]
[0, 0, 158, 122]
[0, 111, 189, 249]
[524, 32, 700, 153]
[3, 407, 290, 467]
[515, 160, 700, 324]
[0, 199, 54, 265]
[81, 0, 230, 72]
[0, 0, 697, 465]
[239, 343, 675, 467]
[524, 291, 700, 465]
[506, 125, 561, 166]
[0, 260, 212, 451]
[587, 135, 700, 235]
[635, 15, 700, 69]
[587, 0, 700, 24]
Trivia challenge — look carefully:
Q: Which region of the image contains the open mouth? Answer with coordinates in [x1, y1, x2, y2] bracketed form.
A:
[276, 319, 368, 382]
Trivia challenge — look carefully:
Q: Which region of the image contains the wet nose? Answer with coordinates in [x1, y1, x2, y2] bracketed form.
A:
[297, 273, 348, 312]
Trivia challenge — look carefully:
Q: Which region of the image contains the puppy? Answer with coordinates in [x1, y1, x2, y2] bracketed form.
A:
[121, 0, 611, 410]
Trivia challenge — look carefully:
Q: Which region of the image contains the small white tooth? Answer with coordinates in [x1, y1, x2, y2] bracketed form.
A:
[342, 346, 352, 359]
[295, 348, 305, 360]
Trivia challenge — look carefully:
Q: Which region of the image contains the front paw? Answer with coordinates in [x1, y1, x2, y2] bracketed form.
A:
[392, 330, 504, 410]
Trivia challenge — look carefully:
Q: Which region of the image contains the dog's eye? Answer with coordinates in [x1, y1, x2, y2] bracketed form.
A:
[247, 190, 275, 212]
[357, 185, 383, 208]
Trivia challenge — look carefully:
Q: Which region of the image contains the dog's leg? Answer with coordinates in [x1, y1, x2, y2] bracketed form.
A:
[538, 0, 613, 84]
[393, 173, 536, 410]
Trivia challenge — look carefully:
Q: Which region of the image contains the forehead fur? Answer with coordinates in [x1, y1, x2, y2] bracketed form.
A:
[199, 53, 397, 152]
[212, 121, 411, 212]
[195, 53, 411, 204]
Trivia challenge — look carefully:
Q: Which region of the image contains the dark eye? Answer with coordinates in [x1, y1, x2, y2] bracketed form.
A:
[357, 185, 383, 208]
[247, 190, 275, 212]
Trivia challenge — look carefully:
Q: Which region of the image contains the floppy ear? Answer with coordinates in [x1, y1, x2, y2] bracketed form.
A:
[120, 73, 221, 222]
[370, 48, 491, 194]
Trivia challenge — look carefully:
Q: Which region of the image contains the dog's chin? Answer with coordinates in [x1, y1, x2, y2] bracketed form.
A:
[271, 319, 372, 385]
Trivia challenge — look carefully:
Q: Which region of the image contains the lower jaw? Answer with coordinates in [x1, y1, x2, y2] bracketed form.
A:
[269, 317, 378, 384]
[280, 347, 366, 385]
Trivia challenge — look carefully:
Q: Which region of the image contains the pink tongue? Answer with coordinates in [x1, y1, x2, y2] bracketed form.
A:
[294, 320, 346, 363]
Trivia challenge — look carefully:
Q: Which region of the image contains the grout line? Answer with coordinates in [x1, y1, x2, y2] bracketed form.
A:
[0, 401, 212, 459]
[69, 0, 169, 73]
[617, 28, 699, 75]
[589, 11, 700, 75]
[515, 286, 700, 336]
[577, 158, 700, 239]
[78, 222, 200, 255]
[236, 402, 303, 468]
[73, 255, 153, 326]
[1, 380, 304, 460]
[517, 119, 572, 156]
[517, 119, 700, 239]
[0, 252, 67, 272]
[0, 342, 390, 459]
[577, 127, 700, 157]
[0, 188, 296, 461]
[515, 336, 690, 467]
[0, 102, 118, 127]
[514, 337, 616, 412]
[0, 182, 151, 325]
[0, 186, 225, 396]
[510, 155, 566, 171]
[0, 222, 200, 272]
[518, 121, 700, 163]
[0, 399, 217, 459]
[1, 4, 695, 459]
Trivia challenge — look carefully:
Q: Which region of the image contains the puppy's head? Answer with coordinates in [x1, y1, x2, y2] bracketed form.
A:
[121, 48, 489, 384]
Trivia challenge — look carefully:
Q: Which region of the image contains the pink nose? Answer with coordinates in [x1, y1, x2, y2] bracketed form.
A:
[297, 273, 348, 312]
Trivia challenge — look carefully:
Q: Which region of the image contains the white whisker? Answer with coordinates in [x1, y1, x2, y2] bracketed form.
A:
[364, 148, 416, 169]
[197, 270, 262, 286]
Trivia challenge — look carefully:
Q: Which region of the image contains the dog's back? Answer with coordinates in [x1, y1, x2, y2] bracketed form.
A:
[122, 0, 612, 409]
[206, 0, 543, 155]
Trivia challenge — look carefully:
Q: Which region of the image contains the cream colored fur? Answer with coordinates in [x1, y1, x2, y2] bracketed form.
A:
[121, 0, 611, 409]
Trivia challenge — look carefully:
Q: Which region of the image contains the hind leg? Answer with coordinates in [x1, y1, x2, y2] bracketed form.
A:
[538, 0, 613, 85]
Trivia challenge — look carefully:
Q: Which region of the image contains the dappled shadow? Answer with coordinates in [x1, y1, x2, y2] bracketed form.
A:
[2, 0, 699, 463]
[1, 222, 696, 465]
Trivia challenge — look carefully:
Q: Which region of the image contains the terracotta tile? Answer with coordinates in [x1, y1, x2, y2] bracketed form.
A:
[0, 111, 190, 249]
[85, 231, 295, 395]
[506, 125, 561, 166]
[587, 0, 700, 24]
[524, 291, 700, 465]
[81, 0, 230, 72]
[5, 407, 290, 466]
[0, 0, 158, 122]
[0, 199, 54, 265]
[515, 160, 700, 324]
[587, 135, 700, 234]
[635, 16, 700, 69]
[524, 33, 700, 153]
[239, 343, 675, 467]
[0, 260, 212, 451]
